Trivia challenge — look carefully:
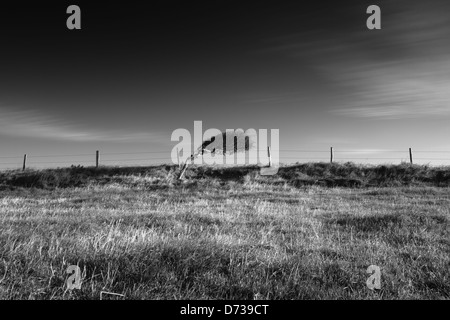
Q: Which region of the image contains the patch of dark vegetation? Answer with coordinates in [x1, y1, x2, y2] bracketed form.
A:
[322, 262, 352, 288]
[318, 248, 348, 261]
[143, 184, 171, 191]
[386, 233, 427, 247]
[177, 212, 223, 228]
[0, 168, 90, 189]
[279, 162, 450, 188]
[1, 162, 449, 190]
[0, 165, 175, 190]
[115, 214, 176, 230]
[264, 198, 302, 205]
[193, 165, 259, 181]
[325, 214, 403, 233]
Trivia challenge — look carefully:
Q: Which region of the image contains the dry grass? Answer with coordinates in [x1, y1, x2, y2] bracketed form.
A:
[0, 163, 449, 299]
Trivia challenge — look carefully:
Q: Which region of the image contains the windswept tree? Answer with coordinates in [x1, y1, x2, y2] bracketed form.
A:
[178, 130, 257, 180]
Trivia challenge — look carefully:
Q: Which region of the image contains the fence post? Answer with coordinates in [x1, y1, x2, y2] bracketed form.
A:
[23, 154, 27, 171]
[176, 148, 181, 169]
[409, 148, 413, 164]
[268, 146, 272, 167]
[330, 147, 334, 163]
[96, 150, 99, 168]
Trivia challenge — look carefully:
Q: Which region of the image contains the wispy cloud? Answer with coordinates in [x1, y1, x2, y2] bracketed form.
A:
[256, 1, 450, 120]
[0, 107, 167, 143]
[331, 65, 450, 119]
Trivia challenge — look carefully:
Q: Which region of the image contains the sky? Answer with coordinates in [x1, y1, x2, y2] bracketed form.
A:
[0, 0, 449, 169]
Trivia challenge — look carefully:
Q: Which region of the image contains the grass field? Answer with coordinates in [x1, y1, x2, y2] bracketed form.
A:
[0, 163, 449, 299]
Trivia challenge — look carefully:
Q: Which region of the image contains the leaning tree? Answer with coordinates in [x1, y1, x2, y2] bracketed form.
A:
[178, 131, 256, 180]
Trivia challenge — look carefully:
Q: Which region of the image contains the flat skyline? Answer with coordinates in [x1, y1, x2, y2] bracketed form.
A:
[1, 1, 450, 169]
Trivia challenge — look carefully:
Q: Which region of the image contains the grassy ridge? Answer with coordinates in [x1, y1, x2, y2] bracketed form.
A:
[0, 163, 449, 299]
[1, 162, 450, 190]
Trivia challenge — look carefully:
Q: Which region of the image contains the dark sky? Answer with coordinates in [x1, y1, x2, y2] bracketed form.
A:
[1, 1, 450, 168]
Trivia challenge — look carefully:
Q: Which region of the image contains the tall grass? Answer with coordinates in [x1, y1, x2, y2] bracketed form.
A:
[0, 163, 449, 299]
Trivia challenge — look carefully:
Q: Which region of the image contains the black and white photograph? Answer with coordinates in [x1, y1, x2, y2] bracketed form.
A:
[0, 0, 449, 308]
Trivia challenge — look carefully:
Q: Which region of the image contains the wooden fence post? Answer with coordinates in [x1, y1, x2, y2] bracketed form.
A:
[268, 146, 272, 167]
[409, 148, 413, 164]
[176, 148, 181, 169]
[23, 154, 27, 171]
[330, 147, 334, 163]
[96, 150, 99, 168]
